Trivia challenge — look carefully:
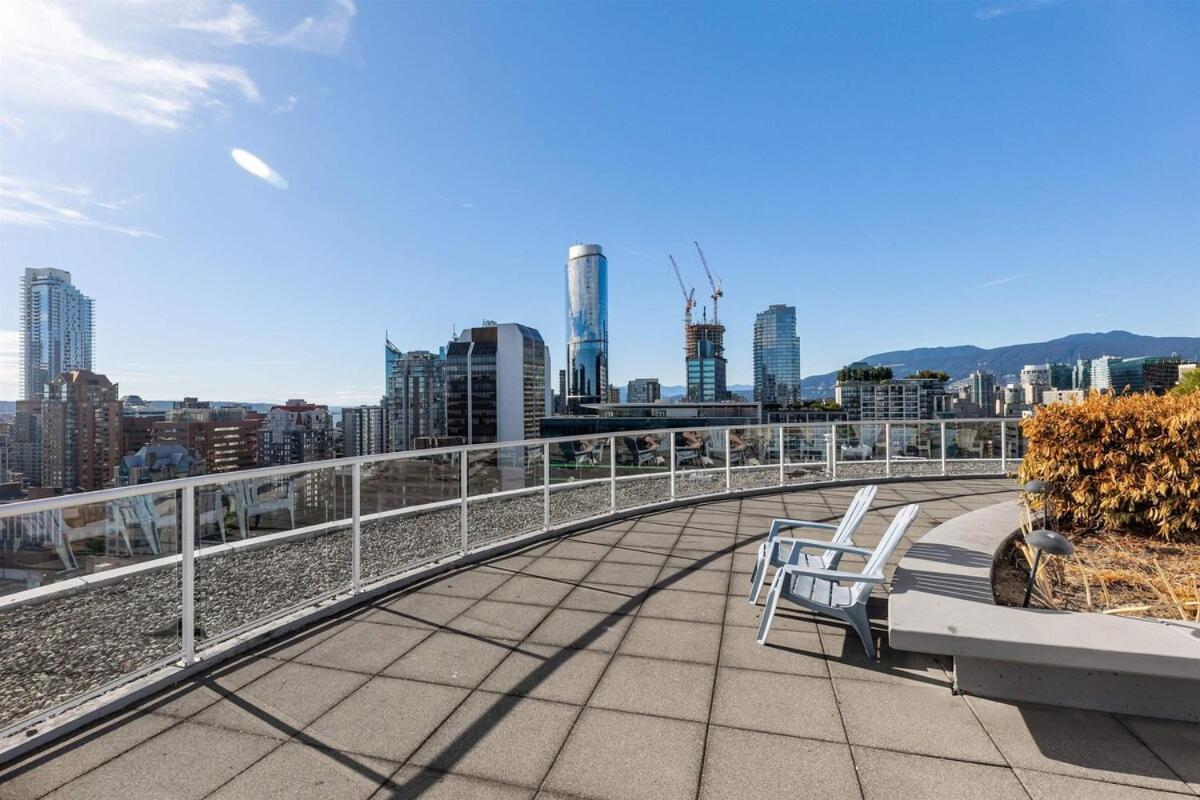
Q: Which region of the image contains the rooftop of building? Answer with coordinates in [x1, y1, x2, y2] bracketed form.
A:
[4, 478, 1196, 799]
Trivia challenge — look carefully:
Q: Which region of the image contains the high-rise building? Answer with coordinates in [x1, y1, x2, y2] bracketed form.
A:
[1108, 356, 1183, 394]
[343, 405, 386, 457]
[446, 323, 552, 444]
[1020, 363, 1072, 390]
[20, 268, 94, 400]
[626, 378, 661, 404]
[835, 366, 950, 421]
[384, 342, 447, 452]
[1090, 356, 1120, 392]
[258, 400, 333, 466]
[687, 338, 727, 402]
[153, 406, 262, 474]
[969, 370, 997, 413]
[1073, 359, 1092, 392]
[11, 399, 45, 486]
[565, 244, 608, 410]
[752, 304, 801, 406]
[41, 370, 122, 491]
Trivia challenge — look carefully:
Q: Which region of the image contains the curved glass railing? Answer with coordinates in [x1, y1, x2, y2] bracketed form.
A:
[0, 419, 1022, 736]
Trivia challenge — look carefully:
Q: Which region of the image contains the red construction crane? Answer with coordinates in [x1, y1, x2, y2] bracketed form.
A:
[694, 241, 723, 323]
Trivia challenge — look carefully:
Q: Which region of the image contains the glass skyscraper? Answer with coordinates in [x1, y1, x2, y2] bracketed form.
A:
[564, 244, 608, 410]
[752, 304, 801, 405]
[20, 268, 94, 400]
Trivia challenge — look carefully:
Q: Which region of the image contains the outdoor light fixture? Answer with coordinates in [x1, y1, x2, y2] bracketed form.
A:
[1022, 528, 1074, 608]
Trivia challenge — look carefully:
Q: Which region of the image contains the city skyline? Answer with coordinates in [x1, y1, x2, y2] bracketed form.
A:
[2, 2, 1198, 404]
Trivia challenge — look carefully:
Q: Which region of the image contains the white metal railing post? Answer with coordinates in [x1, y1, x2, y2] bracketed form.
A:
[724, 429, 732, 491]
[180, 486, 196, 665]
[940, 421, 947, 476]
[609, 436, 616, 511]
[885, 422, 892, 478]
[831, 424, 838, 480]
[778, 426, 785, 486]
[543, 442, 551, 527]
[351, 462, 361, 594]
[1000, 421, 1008, 473]
[669, 434, 676, 500]
[459, 447, 468, 554]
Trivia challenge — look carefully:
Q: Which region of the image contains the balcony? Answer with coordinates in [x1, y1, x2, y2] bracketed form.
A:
[0, 422, 1193, 797]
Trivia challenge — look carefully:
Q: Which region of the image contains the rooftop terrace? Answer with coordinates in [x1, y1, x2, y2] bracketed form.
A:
[4, 479, 1198, 800]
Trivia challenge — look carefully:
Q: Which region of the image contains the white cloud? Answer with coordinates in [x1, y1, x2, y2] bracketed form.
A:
[0, 330, 18, 400]
[0, 176, 159, 238]
[231, 148, 289, 189]
[0, 0, 260, 130]
[975, 273, 1029, 288]
[177, 3, 264, 44]
[179, 0, 357, 55]
[273, 95, 299, 114]
[273, 0, 357, 55]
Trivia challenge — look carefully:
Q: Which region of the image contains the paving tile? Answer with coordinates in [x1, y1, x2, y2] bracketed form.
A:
[484, 574, 575, 607]
[638, 588, 726, 623]
[305, 676, 468, 762]
[41, 722, 278, 800]
[570, 527, 627, 546]
[853, 745, 1027, 800]
[590, 655, 715, 722]
[362, 593, 476, 629]
[837, 680, 1003, 764]
[710, 667, 845, 742]
[665, 550, 732, 572]
[520, 557, 595, 582]
[420, 569, 512, 599]
[206, 661, 369, 736]
[545, 539, 611, 562]
[479, 643, 611, 705]
[447, 599, 549, 640]
[0, 710, 177, 800]
[618, 531, 678, 550]
[527, 608, 633, 652]
[208, 741, 394, 800]
[543, 708, 705, 800]
[376, 767, 534, 799]
[674, 534, 730, 553]
[698, 726, 858, 800]
[657, 565, 728, 594]
[1016, 768, 1193, 799]
[254, 616, 350, 660]
[725, 593, 819, 632]
[822, 629, 950, 687]
[144, 680, 230, 719]
[618, 617, 722, 664]
[719, 628, 827, 676]
[585, 561, 663, 588]
[1118, 715, 1200, 793]
[409, 691, 578, 788]
[601, 544, 669, 566]
[966, 697, 1193, 793]
[557, 583, 643, 615]
[383, 631, 519, 688]
[294, 621, 428, 673]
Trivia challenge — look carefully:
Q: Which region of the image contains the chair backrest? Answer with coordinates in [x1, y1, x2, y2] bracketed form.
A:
[850, 503, 920, 604]
[834, 485, 878, 542]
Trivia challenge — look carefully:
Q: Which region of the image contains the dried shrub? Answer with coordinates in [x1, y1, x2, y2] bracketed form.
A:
[1019, 391, 1200, 540]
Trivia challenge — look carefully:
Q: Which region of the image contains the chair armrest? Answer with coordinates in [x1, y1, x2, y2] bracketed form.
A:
[777, 538, 871, 555]
[780, 565, 886, 584]
[768, 519, 838, 538]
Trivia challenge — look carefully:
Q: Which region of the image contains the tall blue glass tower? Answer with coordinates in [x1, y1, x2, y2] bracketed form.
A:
[753, 304, 801, 405]
[565, 244, 608, 410]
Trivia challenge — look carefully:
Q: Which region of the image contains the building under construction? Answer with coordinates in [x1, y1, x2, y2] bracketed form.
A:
[670, 243, 729, 402]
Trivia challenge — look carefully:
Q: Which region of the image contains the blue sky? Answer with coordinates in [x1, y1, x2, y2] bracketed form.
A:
[1, 1, 1197, 404]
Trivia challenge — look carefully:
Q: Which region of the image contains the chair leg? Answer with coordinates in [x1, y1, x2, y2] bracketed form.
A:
[756, 572, 784, 644]
[748, 543, 771, 604]
[847, 605, 877, 660]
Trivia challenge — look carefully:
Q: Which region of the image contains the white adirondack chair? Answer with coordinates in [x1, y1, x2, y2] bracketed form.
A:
[757, 503, 920, 659]
[237, 478, 296, 533]
[747, 484, 878, 604]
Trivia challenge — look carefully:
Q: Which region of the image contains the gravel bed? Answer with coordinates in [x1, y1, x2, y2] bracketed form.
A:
[616, 474, 672, 509]
[675, 471, 727, 498]
[362, 507, 461, 582]
[550, 483, 611, 524]
[731, 467, 783, 490]
[468, 494, 541, 547]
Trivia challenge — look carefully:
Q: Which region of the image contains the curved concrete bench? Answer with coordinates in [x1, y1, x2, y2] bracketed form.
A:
[889, 500, 1200, 722]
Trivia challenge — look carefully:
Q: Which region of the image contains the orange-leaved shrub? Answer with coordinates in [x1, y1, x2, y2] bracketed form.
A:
[1019, 391, 1200, 540]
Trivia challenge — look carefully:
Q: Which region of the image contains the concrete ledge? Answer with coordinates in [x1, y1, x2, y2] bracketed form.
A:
[889, 500, 1200, 721]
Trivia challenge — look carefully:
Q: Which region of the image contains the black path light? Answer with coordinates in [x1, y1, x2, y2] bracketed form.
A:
[1022, 529, 1074, 608]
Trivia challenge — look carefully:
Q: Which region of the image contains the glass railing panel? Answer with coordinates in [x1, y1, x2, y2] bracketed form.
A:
[783, 424, 833, 485]
[945, 420, 1002, 474]
[1004, 419, 1025, 470]
[834, 423, 887, 479]
[470, 445, 544, 546]
[195, 466, 353, 644]
[729, 426, 781, 489]
[360, 452, 462, 582]
[674, 429, 725, 498]
[888, 422, 943, 478]
[614, 429, 671, 509]
[0, 489, 182, 730]
[550, 437, 612, 523]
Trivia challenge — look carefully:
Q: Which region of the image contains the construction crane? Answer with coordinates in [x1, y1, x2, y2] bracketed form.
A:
[669, 254, 696, 325]
[694, 241, 723, 323]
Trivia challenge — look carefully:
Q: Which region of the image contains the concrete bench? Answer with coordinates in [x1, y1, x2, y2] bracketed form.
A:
[889, 500, 1200, 722]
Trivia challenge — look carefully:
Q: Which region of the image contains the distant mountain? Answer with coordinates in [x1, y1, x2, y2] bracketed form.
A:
[800, 331, 1200, 398]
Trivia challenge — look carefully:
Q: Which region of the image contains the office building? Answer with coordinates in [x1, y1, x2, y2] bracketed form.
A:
[41, 370, 123, 492]
[1073, 359, 1092, 392]
[1042, 390, 1085, 405]
[1108, 356, 1183, 394]
[541, 401, 760, 437]
[343, 404, 386, 457]
[20, 268, 94, 400]
[258, 400, 334, 466]
[11, 400, 45, 487]
[1090, 356, 1120, 392]
[626, 378, 662, 404]
[1020, 363, 1072, 391]
[384, 342, 447, 451]
[116, 444, 204, 486]
[835, 366, 950, 421]
[752, 305, 801, 406]
[687, 338, 727, 402]
[446, 322, 552, 444]
[969, 370, 997, 414]
[152, 406, 262, 474]
[564, 244, 608, 410]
